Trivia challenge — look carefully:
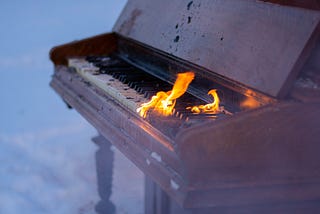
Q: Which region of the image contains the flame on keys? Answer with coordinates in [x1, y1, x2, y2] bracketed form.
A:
[186, 89, 221, 114]
[137, 71, 195, 118]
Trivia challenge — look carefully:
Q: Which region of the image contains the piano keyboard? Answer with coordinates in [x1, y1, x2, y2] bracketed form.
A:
[68, 57, 150, 113]
[68, 55, 226, 120]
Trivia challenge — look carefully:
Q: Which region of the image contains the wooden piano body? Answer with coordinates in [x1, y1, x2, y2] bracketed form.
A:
[50, 0, 320, 212]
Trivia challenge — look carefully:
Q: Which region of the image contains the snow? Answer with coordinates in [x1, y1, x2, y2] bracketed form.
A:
[0, 1, 144, 213]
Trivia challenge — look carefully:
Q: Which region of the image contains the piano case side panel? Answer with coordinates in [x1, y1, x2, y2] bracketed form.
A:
[174, 102, 320, 206]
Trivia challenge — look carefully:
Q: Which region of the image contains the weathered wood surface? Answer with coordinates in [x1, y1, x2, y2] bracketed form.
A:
[50, 33, 117, 65]
[92, 135, 116, 214]
[113, 0, 320, 97]
[261, 0, 320, 10]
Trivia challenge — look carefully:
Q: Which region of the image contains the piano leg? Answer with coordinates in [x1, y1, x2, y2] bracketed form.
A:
[145, 176, 170, 214]
[144, 177, 204, 214]
[92, 135, 116, 214]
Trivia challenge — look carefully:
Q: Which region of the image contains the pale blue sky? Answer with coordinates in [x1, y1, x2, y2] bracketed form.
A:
[0, 0, 127, 133]
[0, 1, 144, 213]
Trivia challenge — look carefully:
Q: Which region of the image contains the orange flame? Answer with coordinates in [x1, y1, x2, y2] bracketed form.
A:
[186, 89, 220, 114]
[240, 96, 260, 109]
[240, 90, 261, 109]
[137, 72, 195, 118]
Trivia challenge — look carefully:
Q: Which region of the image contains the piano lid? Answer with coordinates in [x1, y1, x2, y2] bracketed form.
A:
[113, 0, 320, 98]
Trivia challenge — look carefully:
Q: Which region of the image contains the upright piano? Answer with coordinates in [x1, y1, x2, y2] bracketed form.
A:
[50, 0, 320, 213]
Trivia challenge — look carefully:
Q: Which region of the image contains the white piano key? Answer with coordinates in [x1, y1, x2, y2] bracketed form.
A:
[68, 58, 148, 113]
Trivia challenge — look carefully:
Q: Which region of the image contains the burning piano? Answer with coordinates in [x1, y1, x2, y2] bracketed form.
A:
[50, 0, 320, 213]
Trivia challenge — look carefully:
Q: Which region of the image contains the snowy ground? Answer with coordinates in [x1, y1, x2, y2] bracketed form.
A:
[0, 1, 144, 213]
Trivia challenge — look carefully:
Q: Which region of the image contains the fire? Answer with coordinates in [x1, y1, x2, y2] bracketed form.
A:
[240, 96, 260, 109]
[137, 71, 195, 118]
[240, 90, 260, 109]
[186, 89, 221, 114]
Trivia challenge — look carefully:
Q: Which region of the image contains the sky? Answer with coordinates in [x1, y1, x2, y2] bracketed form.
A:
[0, 1, 144, 213]
[0, 0, 127, 134]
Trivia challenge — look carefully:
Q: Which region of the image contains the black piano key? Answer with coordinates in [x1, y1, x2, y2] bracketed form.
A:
[132, 82, 159, 90]
[117, 72, 148, 83]
[86, 56, 133, 71]
[143, 90, 155, 98]
[122, 75, 156, 84]
[107, 67, 134, 73]
[85, 56, 109, 63]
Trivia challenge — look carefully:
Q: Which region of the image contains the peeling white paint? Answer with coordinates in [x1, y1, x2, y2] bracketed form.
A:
[150, 152, 162, 162]
[170, 179, 179, 190]
[146, 158, 151, 165]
